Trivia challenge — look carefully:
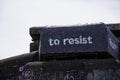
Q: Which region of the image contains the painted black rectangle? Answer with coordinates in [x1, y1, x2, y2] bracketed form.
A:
[40, 24, 120, 60]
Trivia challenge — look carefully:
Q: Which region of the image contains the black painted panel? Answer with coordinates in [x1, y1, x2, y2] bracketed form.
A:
[40, 24, 120, 60]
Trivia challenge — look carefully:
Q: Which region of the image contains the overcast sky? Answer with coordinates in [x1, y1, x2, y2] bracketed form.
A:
[0, 0, 120, 59]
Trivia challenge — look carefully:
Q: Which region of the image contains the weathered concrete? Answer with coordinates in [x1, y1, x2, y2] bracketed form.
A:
[0, 23, 120, 80]
[23, 59, 120, 80]
[0, 51, 39, 80]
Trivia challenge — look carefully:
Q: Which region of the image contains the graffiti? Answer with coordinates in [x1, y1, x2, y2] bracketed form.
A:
[87, 70, 120, 80]
[64, 74, 75, 80]
[23, 68, 34, 80]
[19, 66, 24, 72]
[63, 71, 76, 80]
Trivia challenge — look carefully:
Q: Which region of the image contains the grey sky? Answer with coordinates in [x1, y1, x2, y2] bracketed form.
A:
[0, 0, 120, 59]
